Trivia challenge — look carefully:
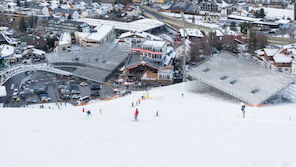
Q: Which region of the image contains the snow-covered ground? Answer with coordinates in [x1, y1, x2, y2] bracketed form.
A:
[1, 81, 296, 167]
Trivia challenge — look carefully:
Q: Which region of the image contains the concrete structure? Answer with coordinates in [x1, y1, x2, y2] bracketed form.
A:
[48, 19, 91, 33]
[118, 31, 162, 47]
[0, 64, 71, 86]
[77, 18, 165, 32]
[188, 52, 295, 104]
[75, 25, 114, 48]
[55, 32, 72, 53]
[131, 40, 167, 63]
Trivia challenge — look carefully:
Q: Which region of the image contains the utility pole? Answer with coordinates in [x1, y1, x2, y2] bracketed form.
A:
[181, 12, 187, 82]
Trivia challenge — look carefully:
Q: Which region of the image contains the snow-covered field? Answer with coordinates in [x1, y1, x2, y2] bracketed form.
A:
[1, 81, 296, 167]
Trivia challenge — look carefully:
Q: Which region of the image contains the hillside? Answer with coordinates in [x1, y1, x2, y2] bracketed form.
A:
[0, 81, 296, 167]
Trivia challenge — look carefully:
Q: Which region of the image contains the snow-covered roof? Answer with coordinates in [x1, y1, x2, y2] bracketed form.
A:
[179, 28, 204, 38]
[32, 49, 46, 56]
[227, 15, 261, 22]
[59, 32, 71, 45]
[0, 86, 6, 97]
[250, 7, 294, 20]
[216, 0, 231, 8]
[77, 18, 164, 32]
[276, 19, 291, 25]
[142, 40, 166, 48]
[273, 54, 293, 63]
[76, 25, 113, 41]
[264, 48, 279, 57]
[0, 44, 14, 57]
[188, 52, 295, 104]
[119, 31, 162, 41]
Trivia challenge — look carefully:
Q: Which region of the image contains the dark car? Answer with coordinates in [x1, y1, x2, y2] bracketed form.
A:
[61, 95, 71, 100]
[91, 91, 100, 97]
[90, 83, 101, 90]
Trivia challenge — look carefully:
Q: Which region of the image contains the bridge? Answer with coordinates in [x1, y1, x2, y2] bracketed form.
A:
[0, 64, 72, 86]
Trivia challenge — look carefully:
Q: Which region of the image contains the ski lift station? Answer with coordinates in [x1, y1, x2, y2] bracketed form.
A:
[188, 52, 295, 104]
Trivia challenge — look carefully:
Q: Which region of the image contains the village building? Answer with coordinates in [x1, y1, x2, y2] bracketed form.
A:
[48, 19, 91, 33]
[118, 31, 162, 47]
[131, 40, 167, 63]
[75, 25, 115, 48]
[55, 32, 72, 53]
[256, 48, 296, 74]
[179, 28, 204, 41]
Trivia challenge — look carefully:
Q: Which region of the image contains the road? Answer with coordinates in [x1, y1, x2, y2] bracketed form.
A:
[138, 5, 213, 33]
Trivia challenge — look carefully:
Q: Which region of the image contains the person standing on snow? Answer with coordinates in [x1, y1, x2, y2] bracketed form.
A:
[87, 110, 92, 117]
[156, 111, 159, 117]
[134, 109, 139, 121]
[83, 108, 85, 112]
[241, 103, 246, 119]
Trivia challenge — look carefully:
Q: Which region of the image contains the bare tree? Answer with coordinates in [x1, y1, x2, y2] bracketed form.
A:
[288, 30, 295, 39]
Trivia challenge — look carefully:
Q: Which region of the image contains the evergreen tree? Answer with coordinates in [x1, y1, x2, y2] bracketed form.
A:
[17, 0, 21, 7]
[248, 30, 257, 54]
[230, 21, 237, 31]
[19, 17, 27, 32]
[240, 22, 251, 35]
[67, 14, 72, 20]
[259, 8, 265, 18]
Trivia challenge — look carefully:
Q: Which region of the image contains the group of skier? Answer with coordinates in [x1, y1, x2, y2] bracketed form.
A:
[82, 107, 102, 117]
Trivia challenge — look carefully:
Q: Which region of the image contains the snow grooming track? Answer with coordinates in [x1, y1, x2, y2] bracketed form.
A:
[0, 82, 296, 167]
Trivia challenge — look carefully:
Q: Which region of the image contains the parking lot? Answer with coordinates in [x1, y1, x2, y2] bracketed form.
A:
[2, 71, 115, 107]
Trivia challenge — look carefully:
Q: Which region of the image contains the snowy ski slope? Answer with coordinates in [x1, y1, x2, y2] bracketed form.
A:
[0, 81, 296, 167]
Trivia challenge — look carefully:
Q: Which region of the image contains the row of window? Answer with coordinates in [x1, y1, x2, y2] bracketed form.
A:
[159, 74, 171, 80]
[144, 53, 162, 59]
[142, 47, 163, 52]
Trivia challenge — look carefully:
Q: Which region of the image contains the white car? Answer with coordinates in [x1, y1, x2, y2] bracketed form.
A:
[72, 94, 81, 99]
[80, 82, 88, 86]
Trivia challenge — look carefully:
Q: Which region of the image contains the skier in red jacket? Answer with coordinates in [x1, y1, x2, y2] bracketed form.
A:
[134, 109, 139, 121]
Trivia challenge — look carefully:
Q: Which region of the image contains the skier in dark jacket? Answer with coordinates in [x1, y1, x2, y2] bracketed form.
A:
[134, 109, 139, 121]
[241, 103, 246, 119]
[87, 110, 92, 117]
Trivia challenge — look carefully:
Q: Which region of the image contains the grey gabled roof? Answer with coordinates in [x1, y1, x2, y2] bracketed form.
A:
[188, 52, 295, 104]
[125, 54, 162, 70]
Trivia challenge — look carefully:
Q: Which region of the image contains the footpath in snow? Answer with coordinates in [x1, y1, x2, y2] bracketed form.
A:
[0, 81, 296, 167]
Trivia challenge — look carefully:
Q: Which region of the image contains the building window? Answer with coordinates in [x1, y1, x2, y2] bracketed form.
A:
[230, 80, 237, 85]
[220, 75, 228, 80]
[203, 68, 210, 72]
[251, 89, 259, 94]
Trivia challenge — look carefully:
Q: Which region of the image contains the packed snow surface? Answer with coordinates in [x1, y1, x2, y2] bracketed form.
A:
[0, 82, 296, 167]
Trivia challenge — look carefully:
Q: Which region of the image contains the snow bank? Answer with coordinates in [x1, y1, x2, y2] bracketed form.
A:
[0, 81, 296, 167]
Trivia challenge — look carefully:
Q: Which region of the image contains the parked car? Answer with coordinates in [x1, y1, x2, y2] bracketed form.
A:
[90, 83, 100, 90]
[12, 92, 18, 99]
[72, 94, 81, 99]
[80, 82, 88, 86]
[13, 89, 18, 94]
[76, 96, 90, 104]
[71, 90, 80, 94]
[26, 98, 37, 104]
[58, 85, 67, 90]
[61, 89, 70, 95]
[61, 95, 71, 100]
[91, 91, 100, 97]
